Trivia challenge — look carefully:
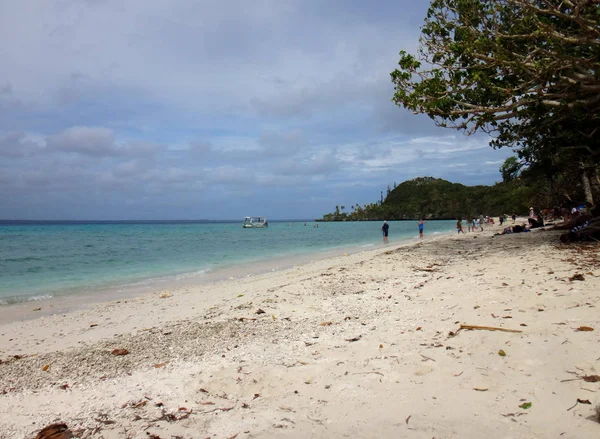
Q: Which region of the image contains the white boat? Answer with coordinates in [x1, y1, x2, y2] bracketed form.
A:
[243, 216, 268, 228]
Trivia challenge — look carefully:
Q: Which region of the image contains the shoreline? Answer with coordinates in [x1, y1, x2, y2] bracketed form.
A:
[0, 230, 449, 324]
[1, 224, 598, 438]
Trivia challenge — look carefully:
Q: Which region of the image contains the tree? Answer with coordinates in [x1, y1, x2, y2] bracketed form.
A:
[390, 0, 600, 204]
[500, 156, 522, 183]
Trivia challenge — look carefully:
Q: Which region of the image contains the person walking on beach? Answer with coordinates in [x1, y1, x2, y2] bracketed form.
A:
[418, 218, 427, 239]
[456, 218, 464, 234]
[381, 220, 389, 243]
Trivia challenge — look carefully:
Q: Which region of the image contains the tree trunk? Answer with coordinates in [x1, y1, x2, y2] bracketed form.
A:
[580, 162, 594, 207]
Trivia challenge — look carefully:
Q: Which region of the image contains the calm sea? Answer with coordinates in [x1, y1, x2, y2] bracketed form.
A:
[0, 220, 456, 305]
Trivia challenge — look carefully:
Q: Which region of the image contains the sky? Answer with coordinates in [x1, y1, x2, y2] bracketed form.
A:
[0, 0, 514, 220]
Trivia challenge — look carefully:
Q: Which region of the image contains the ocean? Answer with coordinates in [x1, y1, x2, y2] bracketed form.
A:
[0, 220, 456, 305]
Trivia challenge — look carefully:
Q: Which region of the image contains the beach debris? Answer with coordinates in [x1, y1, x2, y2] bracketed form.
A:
[583, 375, 600, 382]
[405, 415, 411, 424]
[379, 344, 383, 348]
[199, 401, 215, 405]
[154, 362, 167, 368]
[33, 307, 41, 311]
[253, 393, 261, 399]
[501, 412, 527, 418]
[420, 354, 436, 362]
[473, 388, 488, 392]
[159, 291, 173, 299]
[569, 273, 585, 282]
[353, 371, 384, 377]
[345, 336, 361, 342]
[89, 324, 98, 328]
[498, 350, 506, 357]
[320, 321, 333, 326]
[155, 407, 192, 422]
[596, 404, 600, 423]
[111, 348, 129, 356]
[33, 423, 73, 439]
[519, 402, 532, 409]
[255, 308, 266, 315]
[458, 324, 522, 333]
[567, 399, 592, 411]
[42, 364, 50, 372]
[575, 326, 594, 332]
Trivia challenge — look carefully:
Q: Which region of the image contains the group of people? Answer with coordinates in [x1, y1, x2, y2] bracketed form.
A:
[455, 216, 485, 234]
[380, 208, 556, 243]
[380, 219, 427, 243]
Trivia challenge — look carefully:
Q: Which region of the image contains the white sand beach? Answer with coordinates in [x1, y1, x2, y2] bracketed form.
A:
[1, 225, 599, 438]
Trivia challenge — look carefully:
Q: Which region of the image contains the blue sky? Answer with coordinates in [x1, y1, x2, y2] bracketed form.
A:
[0, 0, 513, 220]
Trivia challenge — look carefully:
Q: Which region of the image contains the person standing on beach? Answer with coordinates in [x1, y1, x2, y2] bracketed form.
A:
[418, 218, 427, 239]
[381, 220, 389, 243]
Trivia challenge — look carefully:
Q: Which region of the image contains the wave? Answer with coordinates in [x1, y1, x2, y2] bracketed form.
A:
[0, 293, 53, 306]
[3, 256, 43, 263]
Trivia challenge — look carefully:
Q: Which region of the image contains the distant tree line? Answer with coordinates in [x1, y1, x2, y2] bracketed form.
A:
[319, 175, 588, 222]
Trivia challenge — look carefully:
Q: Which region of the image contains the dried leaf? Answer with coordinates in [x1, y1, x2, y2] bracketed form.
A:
[154, 362, 166, 368]
[498, 350, 506, 357]
[42, 364, 50, 372]
[576, 326, 594, 332]
[583, 375, 600, 382]
[577, 399, 591, 404]
[320, 321, 333, 326]
[111, 348, 129, 356]
[416, 326, 422, 331]
[519, 402, 532, 409]
[34, 423, 73, 439]
[473, 388, 488, 392]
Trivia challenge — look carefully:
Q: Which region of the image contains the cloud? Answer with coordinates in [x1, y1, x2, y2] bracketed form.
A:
[46, 126, 116, 156]
[0, 132, 42, 158]
[0, 0, 514, 220]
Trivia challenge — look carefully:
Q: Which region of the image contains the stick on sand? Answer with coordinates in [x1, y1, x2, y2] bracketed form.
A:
[459, 324, 523, 333]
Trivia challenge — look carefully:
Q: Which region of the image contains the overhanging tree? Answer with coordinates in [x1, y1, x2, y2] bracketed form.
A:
[390, 0, 600, 205]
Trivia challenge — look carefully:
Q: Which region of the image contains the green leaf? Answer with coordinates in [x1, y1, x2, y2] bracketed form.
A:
[519, 402, 532, 409]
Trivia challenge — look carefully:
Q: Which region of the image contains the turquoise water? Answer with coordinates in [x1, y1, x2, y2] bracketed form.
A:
[0, 220, 456, 304]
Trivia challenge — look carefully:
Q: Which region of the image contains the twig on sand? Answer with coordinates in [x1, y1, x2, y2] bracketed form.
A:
[420, 354, 436, 362]
[459, 324, 522, 333]
[352, 371, 384, 376]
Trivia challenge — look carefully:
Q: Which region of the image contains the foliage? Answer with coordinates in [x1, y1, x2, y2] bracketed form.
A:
[390, 0, 600, 203]
[319, 177, 546, 221]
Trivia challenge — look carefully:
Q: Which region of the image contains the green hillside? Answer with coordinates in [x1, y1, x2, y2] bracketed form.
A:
[320, 177, 536, 221]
